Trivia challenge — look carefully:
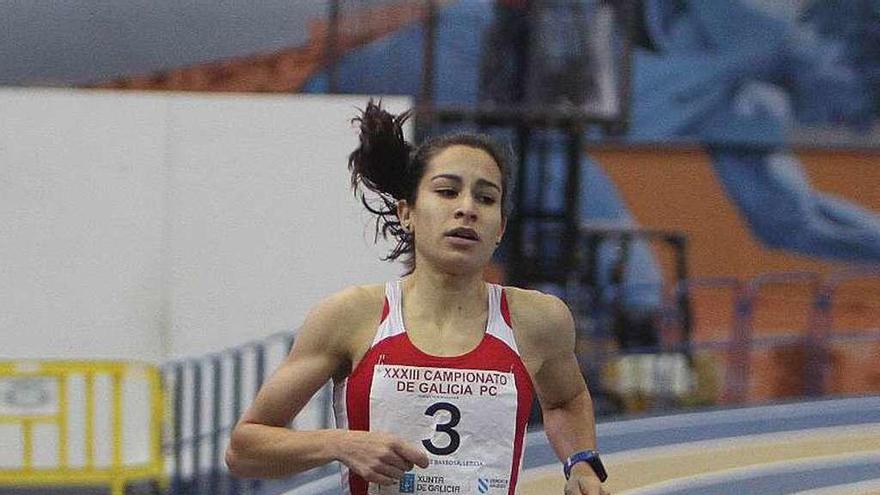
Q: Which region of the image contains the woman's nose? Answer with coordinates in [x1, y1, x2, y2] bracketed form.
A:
[454, 198, 478, 220]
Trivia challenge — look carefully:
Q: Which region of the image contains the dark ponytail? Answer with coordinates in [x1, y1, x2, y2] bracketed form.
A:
[348, 99, 415, 263]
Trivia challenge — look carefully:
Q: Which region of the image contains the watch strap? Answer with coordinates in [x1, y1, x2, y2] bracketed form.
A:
[563, 450, 608, 482]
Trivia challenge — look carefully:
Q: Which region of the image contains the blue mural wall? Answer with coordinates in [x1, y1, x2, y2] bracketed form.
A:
[302, 0, 880, 307]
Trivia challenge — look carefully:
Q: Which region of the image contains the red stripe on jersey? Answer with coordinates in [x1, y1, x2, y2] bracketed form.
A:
[506, 344, 533, 495]
[344, 343, 378, 495]
[379, 297, 390, 324]
[500, 289, 513, 327]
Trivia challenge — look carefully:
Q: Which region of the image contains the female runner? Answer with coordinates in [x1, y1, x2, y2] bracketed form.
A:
[226, 100, 609, 495]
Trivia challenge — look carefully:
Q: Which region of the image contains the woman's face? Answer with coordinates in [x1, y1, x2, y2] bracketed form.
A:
[398, 145, 506, 275]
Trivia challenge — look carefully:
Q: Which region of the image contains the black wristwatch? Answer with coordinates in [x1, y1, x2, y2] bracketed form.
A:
[563, 450, 608, 482]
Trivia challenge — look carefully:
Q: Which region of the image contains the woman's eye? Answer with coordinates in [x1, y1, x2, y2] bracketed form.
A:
[437, 189, 457, 197]
[480, 196, 497, 204]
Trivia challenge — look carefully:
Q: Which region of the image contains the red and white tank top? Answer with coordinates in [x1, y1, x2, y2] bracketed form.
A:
[333, 281, 534, 495]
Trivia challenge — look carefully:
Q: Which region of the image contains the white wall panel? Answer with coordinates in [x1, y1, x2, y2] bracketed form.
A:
[0, 89, 168, 360]
[1, 88, 410, 361]
[164, 94, 407, 357]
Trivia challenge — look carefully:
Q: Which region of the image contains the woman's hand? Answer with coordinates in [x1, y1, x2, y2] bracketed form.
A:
[336, 430, 430, 486]
[564, 464, 609, 495]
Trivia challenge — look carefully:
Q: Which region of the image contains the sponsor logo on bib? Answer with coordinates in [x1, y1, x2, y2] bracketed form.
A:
[477, 478, 489, 494]
[400, 473, 415, 493]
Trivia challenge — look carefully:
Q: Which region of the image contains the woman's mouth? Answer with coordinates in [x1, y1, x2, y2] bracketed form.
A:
[445, 227, 480, 244]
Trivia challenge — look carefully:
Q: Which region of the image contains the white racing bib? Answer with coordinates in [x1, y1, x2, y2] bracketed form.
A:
[369, 364, 518, 495]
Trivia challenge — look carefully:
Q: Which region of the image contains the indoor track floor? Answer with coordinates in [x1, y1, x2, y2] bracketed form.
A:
[518, 396, 880, 494]
[293, 396, 880, 495]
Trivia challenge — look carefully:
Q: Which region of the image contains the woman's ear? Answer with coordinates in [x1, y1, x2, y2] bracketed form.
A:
[397, 199, 412, 231]
[497, 216, 507, 244]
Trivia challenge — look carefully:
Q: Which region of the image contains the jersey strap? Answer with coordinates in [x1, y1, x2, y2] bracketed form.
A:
[486, 284, 520, 355]
[371, 281, 406, 347]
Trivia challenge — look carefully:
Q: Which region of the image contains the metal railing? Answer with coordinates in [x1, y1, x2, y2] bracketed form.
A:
[160, 331, 338, 495]
[589, 269, 880, 414]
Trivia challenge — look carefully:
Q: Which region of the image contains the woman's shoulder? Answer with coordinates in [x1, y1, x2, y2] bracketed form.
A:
[501, 285, 571, 316]
[312, 283, 386, 322]
[499, 285, 574, 338]
[298, 283, 388, 354]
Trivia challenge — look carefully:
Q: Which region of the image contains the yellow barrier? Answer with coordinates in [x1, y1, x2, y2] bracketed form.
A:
[0, 360, 165, 495]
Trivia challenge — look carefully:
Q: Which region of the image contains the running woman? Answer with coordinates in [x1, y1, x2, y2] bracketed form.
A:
[226, 100, 609, 495]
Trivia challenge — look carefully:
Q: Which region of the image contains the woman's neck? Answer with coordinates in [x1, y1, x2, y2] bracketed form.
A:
[401, 267, 487, 323]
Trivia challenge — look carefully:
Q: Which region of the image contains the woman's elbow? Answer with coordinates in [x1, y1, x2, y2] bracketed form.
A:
[225, 427, 252, 477]
[225, 446, 241, 476]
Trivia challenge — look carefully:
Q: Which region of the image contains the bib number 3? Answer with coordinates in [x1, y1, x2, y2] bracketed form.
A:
[422, 402, 461, 456]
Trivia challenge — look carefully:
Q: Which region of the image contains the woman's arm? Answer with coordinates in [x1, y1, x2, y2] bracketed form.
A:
[538, 352, 605, 494]
[225, 287, 428, 484]
[513, 291, 607, 495]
